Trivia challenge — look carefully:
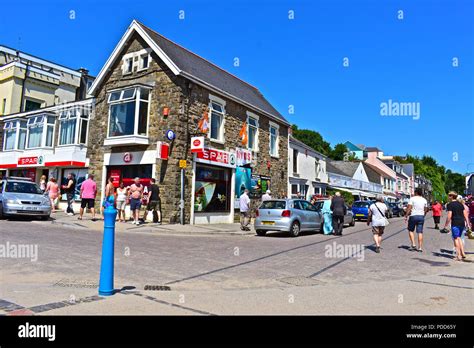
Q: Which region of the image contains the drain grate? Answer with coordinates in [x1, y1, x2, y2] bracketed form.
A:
[53, 279, 98, 289]
[278, 276, 323, 287]
[144, 285, 171, 291]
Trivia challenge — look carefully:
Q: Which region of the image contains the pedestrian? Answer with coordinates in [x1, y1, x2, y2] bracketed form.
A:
[39, 175, 47, 193]
[239, 188, 251, 231]
[405, 188, 429, 252]
[443, 192, 470, 261]
[262, 190, 272, 202]
[45, 177, 59, 213]
[128, 177, 143, 225]
[321, 195, 333, 235]
[78, 174, 97, 221]
[61, 173, 76, 216]
[116, 181, 128, 223]
[145, 178, 162, 224]
[367, 196, 389, 253]
[431, 200, 442, 229]
[330, 192, 347, 236]
[101, 177, 116, 219]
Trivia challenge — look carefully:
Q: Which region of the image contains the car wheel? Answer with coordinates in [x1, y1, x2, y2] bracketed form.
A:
[289, 221, 300, 237]
[350, 217, 355, 226]
[256, 230, 266, 236]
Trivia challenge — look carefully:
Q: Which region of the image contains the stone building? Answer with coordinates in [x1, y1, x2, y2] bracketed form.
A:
[87, 20, 289, 224]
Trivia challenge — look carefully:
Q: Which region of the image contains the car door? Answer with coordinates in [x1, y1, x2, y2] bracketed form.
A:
[307, 201, 322, 229]
[301, 200, 319, 230]
[293, 200, 307, 230]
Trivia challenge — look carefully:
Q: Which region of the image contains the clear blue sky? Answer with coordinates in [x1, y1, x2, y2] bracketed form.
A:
[1, 0, 472, 174]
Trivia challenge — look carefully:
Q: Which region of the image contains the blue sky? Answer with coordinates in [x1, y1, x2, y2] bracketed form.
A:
[1, 0, 472, 174]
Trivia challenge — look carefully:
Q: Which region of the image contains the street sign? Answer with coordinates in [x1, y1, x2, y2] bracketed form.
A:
[191, 136, 204, 153]
[179, 159, 187, 168]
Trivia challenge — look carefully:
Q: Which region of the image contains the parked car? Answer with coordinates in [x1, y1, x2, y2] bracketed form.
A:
[313, 199, 355, 227]
[254, 199, 323, 237]
[352, 200, 371, 220]
[0, 177, 51, 220]
[388, 202, 404, 217]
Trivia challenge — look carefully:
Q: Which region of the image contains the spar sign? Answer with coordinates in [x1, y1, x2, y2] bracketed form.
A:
[18, 156, 44, 166]
[195, 148, 236, 168]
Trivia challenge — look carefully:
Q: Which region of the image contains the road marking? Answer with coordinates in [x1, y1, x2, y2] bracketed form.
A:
[439, 274, 474, 280]
[408, 279, 474, 290]
[131, 293, 216, 315]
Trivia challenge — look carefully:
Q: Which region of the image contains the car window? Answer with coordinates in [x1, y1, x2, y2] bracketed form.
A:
[314, 201, 324, 210]
[353, 202, 369, 208]
[5, 181, 42, 194]
[293, 200, 303, 210]
[260, 200, 286, 210]
[305, 202, 318, 212]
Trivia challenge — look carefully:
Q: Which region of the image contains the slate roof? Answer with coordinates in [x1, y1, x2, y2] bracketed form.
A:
[326, 161, 361, 177]
[289, 136, 327, 158]
[401, 163, 414, 176]
[362, 162, 383, 184]
[137, 21, 288, 124]
[365, 146, 382, 152]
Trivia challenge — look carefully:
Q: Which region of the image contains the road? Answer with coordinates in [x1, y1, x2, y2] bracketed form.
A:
[1, 215, 473, 315]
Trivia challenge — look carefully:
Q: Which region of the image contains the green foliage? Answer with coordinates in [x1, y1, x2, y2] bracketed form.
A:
[291, 125, 332, 156]
[326, 188, 354, 206]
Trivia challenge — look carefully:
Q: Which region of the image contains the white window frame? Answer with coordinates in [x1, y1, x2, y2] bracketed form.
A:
[208, 94, 226, 143]
[106, 85, 151, 139]
[246, 111, 259, 152]
[122, 48, 153, 74]
[25, 115, 56, 149]
[57, 107, 90, 146]
[269, 121, 280, 158]
[3, 121, 18, 151]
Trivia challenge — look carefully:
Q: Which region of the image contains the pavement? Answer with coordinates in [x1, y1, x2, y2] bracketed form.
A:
[1, 213, 473, 315]
[49, 210, 252, 235]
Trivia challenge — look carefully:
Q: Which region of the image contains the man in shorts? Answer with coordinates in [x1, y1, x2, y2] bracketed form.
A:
[78, 174, 97, 221]
[443, 191, 470, 261]
[145, 178, 161, 224]
[405, 188, 429, 252]
[367, 196, 389, 253]
[129, 177, 143, 225]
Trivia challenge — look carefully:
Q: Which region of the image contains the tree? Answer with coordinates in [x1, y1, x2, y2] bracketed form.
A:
[331, 143, 350, 161]
[291, 125, 332, 156]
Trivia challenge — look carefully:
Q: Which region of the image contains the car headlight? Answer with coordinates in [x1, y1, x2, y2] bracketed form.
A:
[5, 199, 19, 204]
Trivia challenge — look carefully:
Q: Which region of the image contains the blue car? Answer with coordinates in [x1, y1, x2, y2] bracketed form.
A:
[352, 201, 371, 220]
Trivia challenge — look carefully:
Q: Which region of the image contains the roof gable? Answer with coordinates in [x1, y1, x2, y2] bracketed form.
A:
[88, 20, 288, 125]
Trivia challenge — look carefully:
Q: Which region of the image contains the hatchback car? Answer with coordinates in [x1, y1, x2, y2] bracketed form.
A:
[254, 199, 322, 237]
[388, 202, 404, 217]
[352, 200, 371, 220]
[0, 177, 51, 220]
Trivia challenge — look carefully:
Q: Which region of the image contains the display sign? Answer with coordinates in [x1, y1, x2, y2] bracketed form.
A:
[156, 141, 170, 160]
[166, 129, 176, 141]
[18, 156, 43, 166]
[236, 148, 252, 166]
[110, 169, 121, 186]
[179, 159, 187, 169]
[191, 136, 204, 153]
[195, 148, 236, 168]
[123, 152, 133, 163]
[250, 174, 271, 198]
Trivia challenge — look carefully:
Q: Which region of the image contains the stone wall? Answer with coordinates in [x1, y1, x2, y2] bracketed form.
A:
[88, 32, 288, 223]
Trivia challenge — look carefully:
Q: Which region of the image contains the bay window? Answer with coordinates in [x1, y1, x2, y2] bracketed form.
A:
[26, 115, 55, 149]
[108, 86, 150, 138]
[247, 113, 259, 151]
[3, 121, 17, 150]
[58, 107, 90, 145]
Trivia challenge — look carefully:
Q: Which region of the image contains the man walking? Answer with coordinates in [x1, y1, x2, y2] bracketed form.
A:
[262, 190, 272, 202]
[367, 196, 389, 253]
[443, 192, 470, 261]
[431, 200, 443, 229]
[405, 188, 429, 252]
[78, 174, 97, 221]
[129, 177, 143, 225]
[240, 189, 251, 231]
[330, 192, 347, 236]
[62, 173, 76, 216]
[145, 178, 162, 224]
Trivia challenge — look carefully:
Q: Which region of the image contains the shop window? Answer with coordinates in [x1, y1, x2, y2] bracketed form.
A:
[60, 168, 88, 201]
[194, 164, 230, 213]
[108, 86, 150, 138]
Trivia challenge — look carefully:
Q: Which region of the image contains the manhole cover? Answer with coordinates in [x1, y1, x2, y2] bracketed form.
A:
[144, 285, 171, 291]
[278, 276, 322, 286]
[53, 279, 98, 289]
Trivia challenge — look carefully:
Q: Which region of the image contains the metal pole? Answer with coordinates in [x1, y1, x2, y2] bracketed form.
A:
[98, 201, 117, 296]
[180, 168, 185, 225]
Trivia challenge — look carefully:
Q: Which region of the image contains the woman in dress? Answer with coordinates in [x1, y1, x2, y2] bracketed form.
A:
[45, 177, 59, 212]
[322, 195, 334, 235]
[116, 181, 128, 222]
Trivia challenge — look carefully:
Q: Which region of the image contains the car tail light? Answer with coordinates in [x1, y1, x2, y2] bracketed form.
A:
[281, 210, 291, 217]
[256, 209, 259, 217]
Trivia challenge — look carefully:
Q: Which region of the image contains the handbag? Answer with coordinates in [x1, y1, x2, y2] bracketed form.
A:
[374, 203, 390, 226]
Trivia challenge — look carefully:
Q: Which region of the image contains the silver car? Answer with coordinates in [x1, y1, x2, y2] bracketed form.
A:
[254, 199, 323, 237]
[0, 177, 51, 220]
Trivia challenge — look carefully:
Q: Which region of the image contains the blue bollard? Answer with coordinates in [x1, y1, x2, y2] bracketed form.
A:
[98, 197, 117, 296]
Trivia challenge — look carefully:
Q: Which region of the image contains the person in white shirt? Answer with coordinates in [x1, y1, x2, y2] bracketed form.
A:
[262, 190, 272, 202]
[239, 189, 251, 231]
[367, 196, 388, 253]
[405, 188, 429, 252]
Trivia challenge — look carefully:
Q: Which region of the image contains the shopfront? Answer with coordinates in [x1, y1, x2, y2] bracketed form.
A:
[191, 147, 236, 224]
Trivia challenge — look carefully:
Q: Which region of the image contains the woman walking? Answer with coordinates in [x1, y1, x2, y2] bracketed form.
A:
[321, 195, 333, 235]
[45, 177, 59, 213]
[443, 192, 470, 261]
[116, 182, 128, 222]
